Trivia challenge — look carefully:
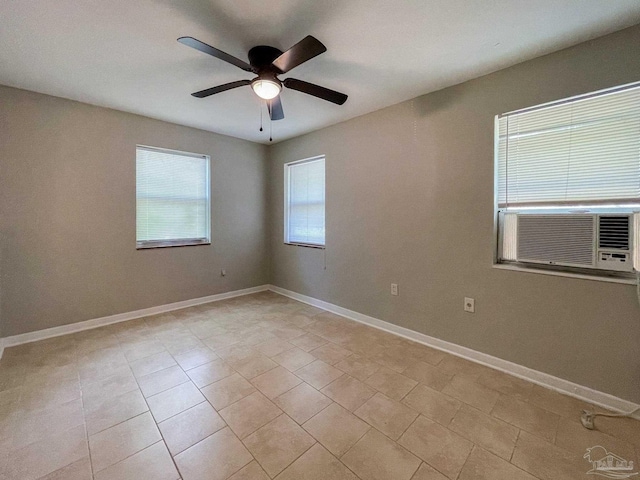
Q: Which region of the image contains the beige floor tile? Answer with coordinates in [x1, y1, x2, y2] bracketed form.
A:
[491, 394, 559, 442]
[590, 414, 640, 449]
[402, 361, 452, 392]
[441, 375, 499, 413]
[309, 344, 352, 365]
[186, 359, 235, 388]
[130, 351, 177, 379]
[89, 411, 161, 472]
[138, 365, 189, 397]
[22, 363, 78, 389]
[175, 427, 253, 480]
[147, 382, 205, 423]
[555, 416, 638, 460]
[0, 366, 26, 393]
[275, 443, 358, 480]
[399, 415, 473, 479]
[162, 333, 205, 356]
[370, 348, 415, 373]
[254, 339, 296, 357]
[250, 366, 302, 399]
[78, 347, 128, 378]
[229, 353, 278, 380]
[334, 355, 381, 382]
[511, 430, 587, 480]
[122, 340, 167, 363]
[338, 338, 386, 358]
[355, 393, 419, 440]
[12, 398, 84, 451]
[449, 405, 519, 460]
[322, 375, 376, 411]
[527, 384, 594, 419]
[296, 360, 344, 389]
[290, 333, 328, 352]
[243, 414, 316, 477]
[414, 346, 446, 367]
[214, 344, 256, 363]
[219, 391, 282, 439]
[303, 402, 370, 456]
[94, 441, 179, 480]
[273, 348, 316, 372]
[204, 333, 245, 350]
[286, 312, 319, 328]
[37, 456, 93, 480]
[85, 388, 149, 435]
[436, 355, 491, 380]
[228, 461, 270, 480]
[174, 347, 220, 371]
[81, 366, 138, 408]
[402, 384, 461, 425]
[2, 424, 88, 480]
[274, 382, 332, 424]
[272, 325, 306, 341]
[159, 402, 226, 455]
[201, 373, 257, 410]
[365, 368, 418, 401]
[342, 429, 421, 480]
[410, 462, 448, 480]
[19, 378, 81, 411]
[458, 447, 537, 480]
[476, 370, 533, 401]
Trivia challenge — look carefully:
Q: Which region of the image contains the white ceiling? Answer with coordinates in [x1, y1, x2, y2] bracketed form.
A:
[2, 1, 639, 144]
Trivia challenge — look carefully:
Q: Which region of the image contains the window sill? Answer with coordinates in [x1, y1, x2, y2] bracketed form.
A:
[492, 263, 636, 285]
[284, 242, 326, 249]
[137, 240, 211, 250]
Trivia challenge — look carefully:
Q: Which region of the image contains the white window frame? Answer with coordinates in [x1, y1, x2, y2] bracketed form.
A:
[284, 155, 326, 248]
[136, 145, 211, 249]
[493, 82, 640, 282]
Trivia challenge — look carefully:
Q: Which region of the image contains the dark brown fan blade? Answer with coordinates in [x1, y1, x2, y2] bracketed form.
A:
[267, 96, 285, 121]
[178, 37, 254, 72]
[192, 80, 251, 98]
[283, 78, 347, 105]
[272, 36, 327, 73]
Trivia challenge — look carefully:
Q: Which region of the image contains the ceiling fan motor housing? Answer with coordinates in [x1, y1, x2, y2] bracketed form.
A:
[248, 45, 284, 73]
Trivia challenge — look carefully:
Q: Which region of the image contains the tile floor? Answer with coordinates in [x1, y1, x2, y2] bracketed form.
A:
[0, 291, 637, 479]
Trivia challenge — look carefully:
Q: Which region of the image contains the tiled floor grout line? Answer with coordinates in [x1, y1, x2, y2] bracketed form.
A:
[124, 341, 186, 480]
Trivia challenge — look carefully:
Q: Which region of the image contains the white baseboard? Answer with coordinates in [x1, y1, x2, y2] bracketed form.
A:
[2, 285, 269, 349]
[268, 285, 640, 417]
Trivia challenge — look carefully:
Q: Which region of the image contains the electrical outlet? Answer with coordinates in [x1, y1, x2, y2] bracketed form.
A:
[221, 269, 226, 277]
[391, 283, 398, 296]
[464, 297, 475, 313]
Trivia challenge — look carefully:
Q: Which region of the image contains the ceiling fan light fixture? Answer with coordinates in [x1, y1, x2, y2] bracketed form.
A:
[251, 78, 281, 100]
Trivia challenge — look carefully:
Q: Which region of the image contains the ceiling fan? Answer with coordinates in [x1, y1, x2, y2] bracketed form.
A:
[177, 35, 348, 121]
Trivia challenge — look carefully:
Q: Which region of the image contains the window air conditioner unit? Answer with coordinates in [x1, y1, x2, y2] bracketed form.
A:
[500, 213, 636, 272]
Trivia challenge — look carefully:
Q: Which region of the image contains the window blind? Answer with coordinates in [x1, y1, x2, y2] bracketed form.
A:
[286, 157, 325, 246]
[497, 83, 640, 208]
[136, 146, 210, 247]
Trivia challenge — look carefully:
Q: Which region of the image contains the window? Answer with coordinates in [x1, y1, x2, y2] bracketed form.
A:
[284, 156, 325, 247]
[136, 146, 210, 249]
[495, 82, 640, 276]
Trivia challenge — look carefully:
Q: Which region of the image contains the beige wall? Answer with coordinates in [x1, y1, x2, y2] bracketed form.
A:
[0, 86, 269, 337]
[268, 25, 640, 402]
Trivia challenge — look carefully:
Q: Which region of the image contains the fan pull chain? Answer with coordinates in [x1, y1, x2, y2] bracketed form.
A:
[269, 116, 273, 142]
[259, 101, 263, 132]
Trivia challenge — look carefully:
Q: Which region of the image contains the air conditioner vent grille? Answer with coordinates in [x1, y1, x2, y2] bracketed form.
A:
[517, 215, 595, 267]
[598, 216, 630, 250]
